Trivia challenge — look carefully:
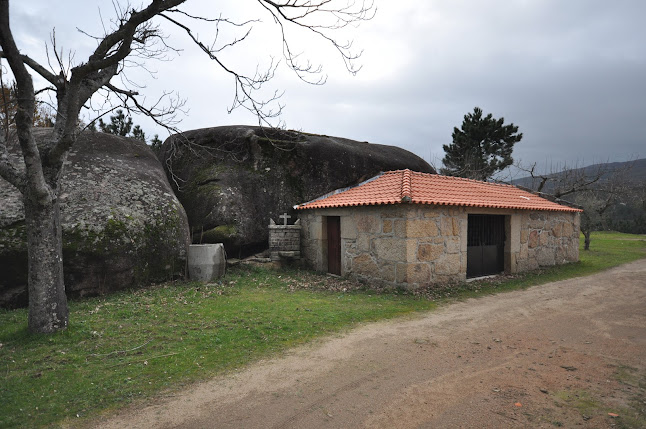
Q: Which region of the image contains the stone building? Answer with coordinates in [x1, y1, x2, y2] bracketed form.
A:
[296, 170, 582, 288]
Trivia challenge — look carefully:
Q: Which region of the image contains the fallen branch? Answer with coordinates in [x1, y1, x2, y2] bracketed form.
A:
[86, 339, 153, 360]
[105, 352, 179, 369]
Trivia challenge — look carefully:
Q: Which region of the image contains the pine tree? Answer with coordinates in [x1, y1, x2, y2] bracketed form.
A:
[441, 107, 522, 181]
[96, 109, 146, 141]
[98, 109, 134, 136]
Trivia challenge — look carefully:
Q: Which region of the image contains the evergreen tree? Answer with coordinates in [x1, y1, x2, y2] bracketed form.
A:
[150, 134, 163, 153]
[97, 109, 146, 141]
[441, 107, 522, 181]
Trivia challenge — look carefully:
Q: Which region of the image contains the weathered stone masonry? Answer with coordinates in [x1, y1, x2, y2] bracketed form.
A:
[299, 205, 580, 289]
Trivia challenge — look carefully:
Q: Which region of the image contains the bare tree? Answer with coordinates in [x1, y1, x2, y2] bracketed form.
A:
[0, 0, 374, 333]
[515, 160, 616, 199]
[515, 160, 634, 250]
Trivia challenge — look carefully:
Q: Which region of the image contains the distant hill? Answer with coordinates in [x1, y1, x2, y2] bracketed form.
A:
[512, 158, 646, 192]
[512, 158, 646, 234]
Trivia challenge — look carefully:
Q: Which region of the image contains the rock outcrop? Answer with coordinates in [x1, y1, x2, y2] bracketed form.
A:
[0, 129, 190, 308]
[158, 126, 434, 257]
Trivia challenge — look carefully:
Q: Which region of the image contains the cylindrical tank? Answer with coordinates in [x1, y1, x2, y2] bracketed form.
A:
[188, 243, 226, 282]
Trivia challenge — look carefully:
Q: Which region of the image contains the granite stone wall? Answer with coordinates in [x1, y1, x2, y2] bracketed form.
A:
[299, 205, 580, 289]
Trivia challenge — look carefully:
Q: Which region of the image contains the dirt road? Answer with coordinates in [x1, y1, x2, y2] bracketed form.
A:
[94, 260, 646, 428]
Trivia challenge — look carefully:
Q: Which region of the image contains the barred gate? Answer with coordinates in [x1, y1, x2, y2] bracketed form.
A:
[467, 214, 506, 278]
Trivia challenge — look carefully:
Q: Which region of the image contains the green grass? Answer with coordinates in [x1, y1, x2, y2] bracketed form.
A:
[0, 231, 644, 428]
[0, 269, 435, 428]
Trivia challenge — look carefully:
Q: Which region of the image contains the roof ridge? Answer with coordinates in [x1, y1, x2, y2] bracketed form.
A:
[401, 169, 412, 202]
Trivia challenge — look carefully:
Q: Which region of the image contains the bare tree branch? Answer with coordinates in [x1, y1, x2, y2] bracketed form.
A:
[0, 0, 50, 202]
[0, 0, 374, 333]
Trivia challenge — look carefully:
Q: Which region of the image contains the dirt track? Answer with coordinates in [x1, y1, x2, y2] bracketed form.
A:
[94, 260, 646, 428]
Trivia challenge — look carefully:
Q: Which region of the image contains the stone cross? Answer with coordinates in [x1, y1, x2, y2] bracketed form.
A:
[279, 213, 291, 226]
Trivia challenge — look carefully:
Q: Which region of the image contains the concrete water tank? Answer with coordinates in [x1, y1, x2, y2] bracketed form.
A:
[188, 243, 226, 282]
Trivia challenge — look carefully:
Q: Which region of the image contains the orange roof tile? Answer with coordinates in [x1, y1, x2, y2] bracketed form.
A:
[296, 170, 582, 212]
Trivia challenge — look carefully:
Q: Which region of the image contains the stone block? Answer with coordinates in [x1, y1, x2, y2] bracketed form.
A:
[374, 237, 407, 261]
[357, 234, 371, 252]
[509, 214, 521, 253]
[529, 212, 546, 229]
[423, 210, 440, 218]
[520, 242, 528, 259]
[509, 252, 518, 273]
[460, 251, 468, 273]
[562, 221, 573, 237]
[552, 223, 563, 238]
[382, 219, 393, 234]
[539, 231, 550, 246]
[418, 243, 443, 261]
[440, 217, 451, 236]
[355, 214, 378, 234]
[309, 220, 323, 240]
[566, 241, 579, 261]
[394, 219, 407, 237]
[380, 206, 403, 218]
[380, 263, 396, 282]
[341, 216, 358, 239]
[435, 253, 461, 275]
[406, 219, 439, 238]
[520, 229, 528, 244]
[537, 248, 556, 266]
[406, 239, 418, 261]
[528, 230, 539, 248]
[352, 253, 379, 276]
[438, 217, 460, 237]
[396, 262, 431, 285]
[452, 218, 460, 236]
[445, 236, 461, 254]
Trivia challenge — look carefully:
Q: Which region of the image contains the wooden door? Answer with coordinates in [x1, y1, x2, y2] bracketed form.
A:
[467, 214, 505, 278]
[327, 216, 341, 275]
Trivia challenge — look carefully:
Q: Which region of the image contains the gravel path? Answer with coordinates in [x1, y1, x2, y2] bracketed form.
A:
[93, 259, 646, 428]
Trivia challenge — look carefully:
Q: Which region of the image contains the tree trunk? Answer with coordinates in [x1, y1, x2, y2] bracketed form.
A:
[24, 192, 68, 333]
[583, 231, 591, 251]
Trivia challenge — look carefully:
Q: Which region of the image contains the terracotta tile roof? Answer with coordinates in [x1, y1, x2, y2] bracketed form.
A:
[296, 170, 582, 212]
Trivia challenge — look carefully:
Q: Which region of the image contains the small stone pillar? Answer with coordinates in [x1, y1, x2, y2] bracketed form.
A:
[269, 213, 301, 262]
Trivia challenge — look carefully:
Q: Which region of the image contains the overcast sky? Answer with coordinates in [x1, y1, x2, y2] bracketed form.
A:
[8, 0, 646, 174]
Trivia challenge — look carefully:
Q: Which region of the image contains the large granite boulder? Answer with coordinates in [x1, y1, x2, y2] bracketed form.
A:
[0, 129, 190, 308]
[159, 126, 434, 257]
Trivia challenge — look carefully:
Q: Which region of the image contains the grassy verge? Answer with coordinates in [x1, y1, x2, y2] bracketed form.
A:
[0, 270, 435, 428]
[0, 232, 644, 428]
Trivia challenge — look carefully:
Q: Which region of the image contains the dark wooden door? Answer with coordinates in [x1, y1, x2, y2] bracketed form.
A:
[467, 214, 505, 278]
[327, 216, 341, 275]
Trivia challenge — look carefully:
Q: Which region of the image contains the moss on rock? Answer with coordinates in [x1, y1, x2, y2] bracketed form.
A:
[0, 129, 191, 308]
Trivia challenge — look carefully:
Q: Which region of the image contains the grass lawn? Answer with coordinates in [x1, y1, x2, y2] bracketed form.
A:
[1, 231, 644, 428]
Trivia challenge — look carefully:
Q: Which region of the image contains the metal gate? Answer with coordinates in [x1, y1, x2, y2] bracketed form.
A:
[327, 216, 341, 275]
[467, 214, 505, 278]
